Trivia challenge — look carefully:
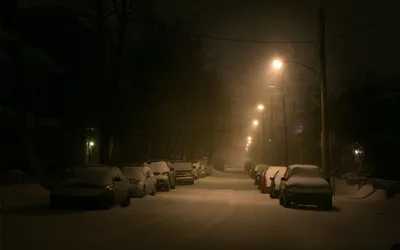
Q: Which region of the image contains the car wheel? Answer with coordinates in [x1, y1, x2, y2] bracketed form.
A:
[141, 186, 147, 197]
[282, 196, 291, 208]
[121, 193, 130, 207]
[100, 192, 113, 210]
[318, 198, 332, 211]
[190, 180, 195, 185]
[151, 185, 156, 196]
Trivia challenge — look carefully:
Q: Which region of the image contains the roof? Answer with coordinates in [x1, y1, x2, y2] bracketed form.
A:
[288, 164, 319, 170]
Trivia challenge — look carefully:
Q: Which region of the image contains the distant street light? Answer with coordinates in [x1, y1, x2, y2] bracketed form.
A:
[247, 136, 252, 141]
[89, 141, 95, 147]
[272, 59, 283, 70]
[257, 104, 264, 111]
[253, 120, 259, 127]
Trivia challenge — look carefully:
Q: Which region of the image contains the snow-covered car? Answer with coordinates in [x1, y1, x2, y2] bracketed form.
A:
[279, 165, 333, 210]
[269, 168, 287, 198]
[50, 166, 131, 209]
[261, 166, 287, 194]
[254, 165, 268, 185]
[147, 161, 176, 191]
[171, 161, 195, 185]
[121, 165, 157, 197]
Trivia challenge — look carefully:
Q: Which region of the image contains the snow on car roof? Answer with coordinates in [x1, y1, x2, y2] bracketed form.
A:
[289, 164, 319, 170]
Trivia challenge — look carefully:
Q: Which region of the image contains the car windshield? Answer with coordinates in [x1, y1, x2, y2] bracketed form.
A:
[172, 162, 192, 171]
[121, 167, 144, 180]
[72, 167, 112, 185]
[291, 167, 321, 177]
[148, 162, 168, 173]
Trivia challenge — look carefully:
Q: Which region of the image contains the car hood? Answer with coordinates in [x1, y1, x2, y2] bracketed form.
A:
[287, 176, 330, 188]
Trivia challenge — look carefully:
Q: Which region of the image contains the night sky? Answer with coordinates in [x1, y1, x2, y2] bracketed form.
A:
[146, 0, 400, 139]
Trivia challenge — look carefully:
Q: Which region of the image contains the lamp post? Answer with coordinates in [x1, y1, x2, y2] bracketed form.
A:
[272, 59, 289, 167]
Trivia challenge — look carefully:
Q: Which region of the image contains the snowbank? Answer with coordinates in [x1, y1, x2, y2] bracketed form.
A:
[364, 189, 387, 202]
[334, 178, 359, 195]
[0, 184, 49, 211]
[356, 184, 375, 198]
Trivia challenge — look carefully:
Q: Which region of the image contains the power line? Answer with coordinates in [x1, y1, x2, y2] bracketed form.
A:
[132, 12, 398, 47]
[330, 12, 399, 44]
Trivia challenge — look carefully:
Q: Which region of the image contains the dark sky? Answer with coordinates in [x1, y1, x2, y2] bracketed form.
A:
[150, 0, 400, 135]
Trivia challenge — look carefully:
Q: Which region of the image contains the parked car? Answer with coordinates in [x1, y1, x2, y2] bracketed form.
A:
[120, 164, 157, 197]
[50, 165, 131, 209]
[251, 164, 265, 179]
[258, 168, 268, 190]
[269, 169, 286, 198]
[192, 162, 202, 179]
[261, 166, 287, 193]
[146, 160, 176, 191]
[279, 164, 333, 210]
[254, 165, 268, 185]
[171, 161, 195, 185]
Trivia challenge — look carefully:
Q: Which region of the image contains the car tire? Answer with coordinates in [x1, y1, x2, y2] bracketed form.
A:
[318, 198, 333, 211]
[100, 192, 113, 210]
[280, 195, 290, 208]
[121, 193, 130, 207]
[141, 186, 147, 197]
[190, 180, 195, 185]
[150, 185, 156, 196]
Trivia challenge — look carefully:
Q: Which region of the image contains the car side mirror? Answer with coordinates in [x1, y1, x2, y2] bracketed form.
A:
[269, 177, 274, 181]
[281, 177, 287, 181]
[114, 177, 122, 182]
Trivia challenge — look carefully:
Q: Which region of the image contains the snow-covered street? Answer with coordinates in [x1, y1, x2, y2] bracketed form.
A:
[1, 170, 399, 250]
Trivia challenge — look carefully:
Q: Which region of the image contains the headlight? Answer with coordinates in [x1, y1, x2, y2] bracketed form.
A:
[106, 184, 114, 191]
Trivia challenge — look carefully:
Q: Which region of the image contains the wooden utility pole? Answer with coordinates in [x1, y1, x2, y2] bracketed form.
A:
[319, 8, 330, 178]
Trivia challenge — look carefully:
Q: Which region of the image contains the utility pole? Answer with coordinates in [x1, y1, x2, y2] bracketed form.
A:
[282, 74, 289, 167]
[319, 8, 330, 179]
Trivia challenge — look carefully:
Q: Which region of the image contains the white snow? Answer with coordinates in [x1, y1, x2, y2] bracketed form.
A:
[287, 176, 330, 188]
[364, 189, 387, 202]
[265, 166, 286, 188]
[333, 178, 359, 195]
[0, 183, 49, 211]
[356, 184, 375, 198]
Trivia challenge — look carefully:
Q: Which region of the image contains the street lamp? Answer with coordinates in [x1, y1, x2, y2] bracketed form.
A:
[272, 59, 283, 70]
[247, 136, 252, 141]
[257, 104, 264, 111]
[269, 57, 328, 177]
[270, 59, 288, 167]
[253, 120, 259, 127]
[89, 141, 95, 147]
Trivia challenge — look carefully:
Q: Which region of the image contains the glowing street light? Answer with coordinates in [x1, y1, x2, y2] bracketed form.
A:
[272, 59, 283, 70]
[89, 141, 95, 147]
[247, 136, 252, 141]
[257, 104, 264, 111]
[253, 120, 259, 127]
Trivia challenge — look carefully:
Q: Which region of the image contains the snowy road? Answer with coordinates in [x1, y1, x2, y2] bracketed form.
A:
[2, 170, 399, 250]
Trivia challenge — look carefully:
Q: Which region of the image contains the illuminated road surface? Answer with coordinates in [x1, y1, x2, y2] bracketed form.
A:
[2, 170, 399, 250]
